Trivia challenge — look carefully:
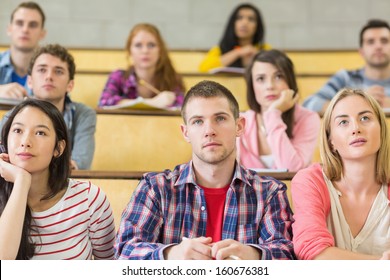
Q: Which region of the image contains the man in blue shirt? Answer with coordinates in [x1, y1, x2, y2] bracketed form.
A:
[0, 2, 46, 99]
[0, 44, 96, 170]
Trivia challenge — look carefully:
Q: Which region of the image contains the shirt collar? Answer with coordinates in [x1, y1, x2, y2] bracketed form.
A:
[63, 95, 75, 129]
[175, 161, 198, 187]
[232, 161, 251, 186]
[175, 160, 251, 189]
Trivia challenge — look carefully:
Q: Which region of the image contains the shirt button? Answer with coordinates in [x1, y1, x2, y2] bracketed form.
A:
[201, 206, 205, 211]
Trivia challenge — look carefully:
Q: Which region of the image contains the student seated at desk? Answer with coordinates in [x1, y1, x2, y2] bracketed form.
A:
[199, 3, 270, 73]
[98, 23, 185, 109]
[0, 44, 96, 170]
[237, 50, 320, 172]
[0, 2, 46, 99]
[0, 99, 115, 259]
[303, 19, 390, 115]
[292, 88, 390, 260]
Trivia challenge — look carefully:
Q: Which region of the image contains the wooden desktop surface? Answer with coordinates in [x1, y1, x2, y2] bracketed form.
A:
[95, 108, 181, 116]
[71, 169, 296, 181]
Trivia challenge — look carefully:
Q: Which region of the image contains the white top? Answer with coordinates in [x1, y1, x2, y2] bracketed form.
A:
[30, 179, 115, 259]
[324, 175, 390, 255]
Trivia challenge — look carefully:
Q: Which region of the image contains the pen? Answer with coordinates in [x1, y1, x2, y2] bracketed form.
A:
[138, 79, 160, 95]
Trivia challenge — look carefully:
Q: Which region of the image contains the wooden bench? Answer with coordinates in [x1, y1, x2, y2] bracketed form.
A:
[70, 49, 363, 76]
[89, 114, 390, 176]
[71, 170, 295, 230]
[70, 72, 329, 110]
[1, 45, 362, 75]
[70, 73, 249, 110]
[287, 51, 363, 75]
[92, 110, 191, 171]
[69, 48, 362, 76]
[69, 49, 206, 74]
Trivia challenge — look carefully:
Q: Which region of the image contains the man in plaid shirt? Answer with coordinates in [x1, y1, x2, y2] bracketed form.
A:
[115, 80, 295, 260]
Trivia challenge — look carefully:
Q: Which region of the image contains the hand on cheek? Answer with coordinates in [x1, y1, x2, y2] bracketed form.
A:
[268, 89, 298, 113]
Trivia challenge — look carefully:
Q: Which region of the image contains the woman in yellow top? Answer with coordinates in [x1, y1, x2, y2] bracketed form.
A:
[199, 3, 271, 72]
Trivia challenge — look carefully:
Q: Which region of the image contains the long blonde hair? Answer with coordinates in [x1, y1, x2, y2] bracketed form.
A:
[320, 88, 390, 183]
[125, 23, 185, 92]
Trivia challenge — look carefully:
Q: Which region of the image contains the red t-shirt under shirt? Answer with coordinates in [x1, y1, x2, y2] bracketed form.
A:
[198, 184, 230, 242]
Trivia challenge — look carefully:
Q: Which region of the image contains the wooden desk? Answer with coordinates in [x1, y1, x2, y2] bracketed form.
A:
[71, 72, 249, 110]
[71, 169, 295, 229]
[95, 108, 181, 116]
[0, 45, 362, 75]
[92, 111, 191, 171]
[71, 169, 296, 181]
[71, 170, 145, 179]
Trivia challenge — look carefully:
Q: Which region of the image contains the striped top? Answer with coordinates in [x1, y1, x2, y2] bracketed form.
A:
[303, 68, 390, 113]
[30, 179, 115, 260]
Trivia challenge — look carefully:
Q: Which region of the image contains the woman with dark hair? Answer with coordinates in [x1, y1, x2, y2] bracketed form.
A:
[199, 3, 270, 72]
[99, 23, 185, 109]
[0, 99, 115, 259]
[237, 49, 320, 172]
[292, 88, 390, 259]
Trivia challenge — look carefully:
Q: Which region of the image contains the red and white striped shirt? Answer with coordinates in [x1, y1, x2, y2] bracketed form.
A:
[30, 179, 115, 260]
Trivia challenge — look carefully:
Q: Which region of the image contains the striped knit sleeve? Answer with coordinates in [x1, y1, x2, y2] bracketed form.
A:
[303, 69, 350, 112]
[87, 182, 116, 260]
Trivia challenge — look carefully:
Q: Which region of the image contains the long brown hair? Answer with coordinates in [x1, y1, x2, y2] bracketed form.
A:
[125, 23, 185, 93]
[0, 99, 70, 259]
[245, 49, 297, 138]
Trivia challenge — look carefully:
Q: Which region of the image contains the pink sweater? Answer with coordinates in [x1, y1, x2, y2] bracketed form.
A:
[237, 105, 320, 172]
[291, 163, 390, 260]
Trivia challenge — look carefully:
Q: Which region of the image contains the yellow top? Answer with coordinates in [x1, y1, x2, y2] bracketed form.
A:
[198, 43, 272, 73]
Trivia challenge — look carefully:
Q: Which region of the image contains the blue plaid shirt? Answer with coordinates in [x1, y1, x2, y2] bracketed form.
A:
[115, 161, 295, 260]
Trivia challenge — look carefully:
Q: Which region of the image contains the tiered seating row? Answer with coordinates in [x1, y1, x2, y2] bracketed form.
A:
[67, 48, 359, 109]
[1, 46, 361, 110]
[67, 48, 362, 75]
[71, 170, 294, 231]
[71, 73, 329, 110]
[91, 112, 192, 171]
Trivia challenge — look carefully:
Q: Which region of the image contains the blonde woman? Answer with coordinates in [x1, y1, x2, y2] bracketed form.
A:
[292, 88, 390, 260]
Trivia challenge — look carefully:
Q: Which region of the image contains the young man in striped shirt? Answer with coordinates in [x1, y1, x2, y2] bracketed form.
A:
[115, 80, 295, 260]
[303, 19, 390, 115]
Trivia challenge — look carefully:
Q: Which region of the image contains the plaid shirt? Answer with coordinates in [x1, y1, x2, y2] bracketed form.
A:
[98, 68, 184, 107]
[115, 161, 295, 260]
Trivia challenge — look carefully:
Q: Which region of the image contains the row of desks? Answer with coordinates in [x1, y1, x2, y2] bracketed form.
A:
[2, 107, 390, 173]
[0, 46, 362, 76]
[70, 72, 328, 110]
[71, 169, 296, 230]
[71, 169, 296, 181]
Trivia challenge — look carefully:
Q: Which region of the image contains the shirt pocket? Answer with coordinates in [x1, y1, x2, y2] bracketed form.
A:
[237, 223, 259, 244]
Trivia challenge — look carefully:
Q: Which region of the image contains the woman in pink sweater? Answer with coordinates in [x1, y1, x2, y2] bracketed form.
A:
[237, 49, 320, 171]
[292, 88, 390, 260]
